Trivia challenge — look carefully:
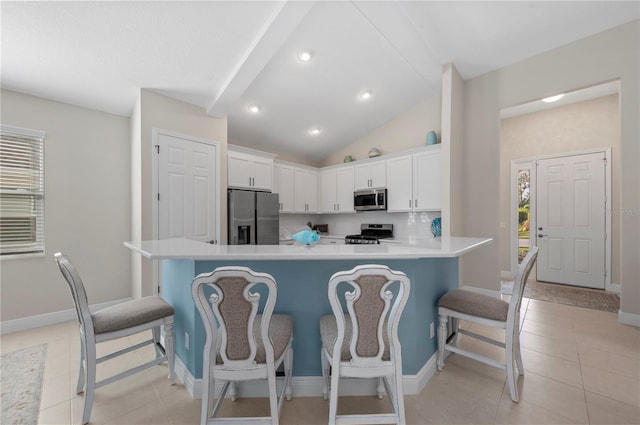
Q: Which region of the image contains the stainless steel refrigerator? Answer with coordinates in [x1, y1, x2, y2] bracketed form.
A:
[228, 190, 280, 245]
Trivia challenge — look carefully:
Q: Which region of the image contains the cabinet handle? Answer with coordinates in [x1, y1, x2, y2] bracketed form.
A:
[415, 199, 418, 208]
[409, 200, 412, 208]
[249, 177, 252, 186]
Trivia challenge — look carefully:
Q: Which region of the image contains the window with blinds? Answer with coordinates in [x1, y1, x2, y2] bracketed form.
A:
[0, 126, 45, 256]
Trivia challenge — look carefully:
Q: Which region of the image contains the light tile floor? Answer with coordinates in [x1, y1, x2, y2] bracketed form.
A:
[2, 297, 639, 424]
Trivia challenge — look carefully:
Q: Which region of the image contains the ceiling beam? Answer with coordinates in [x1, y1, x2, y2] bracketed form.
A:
[207, 1, 316, 117]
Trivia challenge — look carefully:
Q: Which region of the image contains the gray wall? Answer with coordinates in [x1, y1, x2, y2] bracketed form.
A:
[458, 21, 639, 315]
[1, 89, 132, 321]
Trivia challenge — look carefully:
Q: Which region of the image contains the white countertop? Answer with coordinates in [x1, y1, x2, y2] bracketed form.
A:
[125, 236, 492, 261]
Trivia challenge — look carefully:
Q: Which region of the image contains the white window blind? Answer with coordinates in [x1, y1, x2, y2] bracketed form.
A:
[0, 125, 45, 256]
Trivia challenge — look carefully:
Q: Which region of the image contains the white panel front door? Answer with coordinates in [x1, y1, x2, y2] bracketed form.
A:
[157, 133, 217, 243]
[536, 152, 606, 289]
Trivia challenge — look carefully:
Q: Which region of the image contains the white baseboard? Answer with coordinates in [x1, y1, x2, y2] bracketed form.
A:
[0, 298, 133, 335]
[618, 310, 640, 327]
[176, 353, 438, 400]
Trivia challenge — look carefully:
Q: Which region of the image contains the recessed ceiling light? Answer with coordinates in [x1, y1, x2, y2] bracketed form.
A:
[248, 104, 261, 113]
[360, 90, 372, 100]
[297, 50, 312, 62]
[542, 94, 564, 103]
[309, 127, 321, 136]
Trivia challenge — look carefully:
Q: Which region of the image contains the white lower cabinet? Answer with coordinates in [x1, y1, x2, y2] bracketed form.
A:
[386, 147, 441, 212]
[320, 166, 354, 213]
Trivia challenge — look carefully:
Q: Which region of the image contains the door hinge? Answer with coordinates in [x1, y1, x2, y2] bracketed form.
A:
[155, 145, 160, 154]
[157, 193, 160, 201]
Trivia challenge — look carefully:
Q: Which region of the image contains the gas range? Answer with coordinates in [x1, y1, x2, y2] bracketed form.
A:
[345, 224, 393, 245]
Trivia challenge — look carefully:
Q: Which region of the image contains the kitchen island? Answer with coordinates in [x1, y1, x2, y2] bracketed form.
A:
[125, 236, 491, 397]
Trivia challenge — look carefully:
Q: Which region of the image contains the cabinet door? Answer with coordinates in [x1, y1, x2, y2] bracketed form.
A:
[320, 169, 337, 213]
[227, 153, 252, 189]
[413, 150, 441, 211]
[278, 166, 294, 213]
[368, 161, 386, 188]
[354, 164, 371, 190]
[386, 155, 413, 212]
[306, 170, 318, 213]
[294, 168, 309, 212]
[335, 166, 354, 213]
[251, 157, 273, 190]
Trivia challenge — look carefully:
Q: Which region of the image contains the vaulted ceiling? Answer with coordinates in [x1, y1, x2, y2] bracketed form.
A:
[2, 1, 638, 162]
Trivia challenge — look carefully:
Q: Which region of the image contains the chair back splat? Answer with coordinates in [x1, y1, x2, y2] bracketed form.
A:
[192, 266, 294, 425]
[436, 247, 539, 403]
[320, 264, 410, 425]
[55, 252, 175, 425]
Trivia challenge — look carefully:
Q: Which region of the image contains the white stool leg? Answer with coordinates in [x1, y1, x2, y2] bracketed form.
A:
[437, 312, 448, 371]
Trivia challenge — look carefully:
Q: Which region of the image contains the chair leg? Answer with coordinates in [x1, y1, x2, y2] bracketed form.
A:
[437, 312, 448, 371]
[81, 342, 97, 425]
[328, 362, 340, 425]
[285, 346, 293, 401]
[506, 334, 519, 402]
[394, 363, 406, 425]
[376, 377, 385, 399]
[229, 381, 237, 401]
[164, 320, 176, 383]
[514, 333, 524, 376]
[76, 337, 86, 394]
[152, 326, 162, 359]
[268, 371, 279, 425]
[321, 348, 330, 400]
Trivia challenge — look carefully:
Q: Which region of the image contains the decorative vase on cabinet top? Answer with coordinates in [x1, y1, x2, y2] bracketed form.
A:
[426, 131, 438, 145]
[368, 147, 381, 158]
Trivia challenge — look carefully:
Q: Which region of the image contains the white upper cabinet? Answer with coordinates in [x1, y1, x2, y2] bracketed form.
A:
[413, 149, 441, 211]
[354, 160, 386, 190]
[227, 147, 274, 191]
[294, 167, 318, 213]
[320, 165, 354, 213]
[386, 146, 441, 212]
[273, 164, 294, 213]
[386, 155, 414, 212]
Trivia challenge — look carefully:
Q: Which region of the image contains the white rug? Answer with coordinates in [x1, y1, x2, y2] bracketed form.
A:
[1, 343, 47, 425]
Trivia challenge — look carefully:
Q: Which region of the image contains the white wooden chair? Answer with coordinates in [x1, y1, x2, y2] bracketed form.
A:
[436, 247, 539, 402]
[191, 266, 293, 425]
[320, 264, 410, 425]
[55, 252, 175, 425]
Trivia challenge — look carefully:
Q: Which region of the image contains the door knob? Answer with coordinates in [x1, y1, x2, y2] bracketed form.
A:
[537, 234, 548, 238]
[538, 227, 543, 230]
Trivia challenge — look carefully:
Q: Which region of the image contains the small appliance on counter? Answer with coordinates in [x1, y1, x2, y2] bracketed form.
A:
[228, 189, 279, 245]
[345, 224, 393, 244]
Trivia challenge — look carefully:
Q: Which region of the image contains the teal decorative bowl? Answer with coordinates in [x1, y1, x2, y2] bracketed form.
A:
[431, 217, 441, 237]
[368, 147, 381, 158]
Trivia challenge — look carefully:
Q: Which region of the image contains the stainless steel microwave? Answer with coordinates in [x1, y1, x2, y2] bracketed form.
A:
[354, 188, 387, 211]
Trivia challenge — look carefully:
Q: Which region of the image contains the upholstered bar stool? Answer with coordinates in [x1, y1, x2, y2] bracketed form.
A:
[192, 266, 293, 425]
[320, 264, 410, 425]
[436, 247, 539, 402]
[55, 252, 175, 425]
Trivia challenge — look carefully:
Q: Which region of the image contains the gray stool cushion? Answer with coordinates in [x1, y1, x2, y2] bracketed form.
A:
[438, 289, 509, 322]
[92, 296, 174, 334]
[217, 314, 293, 364]
[320, 314, 390, 361]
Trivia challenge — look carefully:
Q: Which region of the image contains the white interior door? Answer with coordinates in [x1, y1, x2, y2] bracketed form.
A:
[157, 133, 217, 243]
[536, 152, 606, 289]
